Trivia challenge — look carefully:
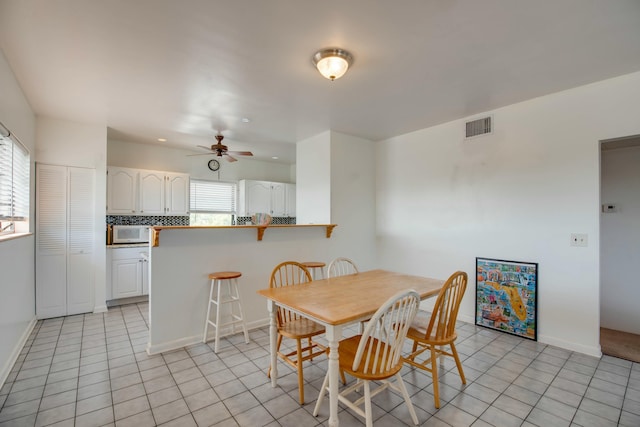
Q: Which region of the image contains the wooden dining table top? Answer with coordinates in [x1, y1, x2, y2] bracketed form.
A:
[257, 269, 445, 326]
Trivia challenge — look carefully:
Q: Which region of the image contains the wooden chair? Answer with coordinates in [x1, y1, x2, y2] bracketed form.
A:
[403, 271, 468, 408]
[267, 261, 326, 404]
[327, 257, 359, 278]
[313, 289, 421, 427]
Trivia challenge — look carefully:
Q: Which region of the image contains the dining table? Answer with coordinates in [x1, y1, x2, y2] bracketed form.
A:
[257, 269, 445, 427]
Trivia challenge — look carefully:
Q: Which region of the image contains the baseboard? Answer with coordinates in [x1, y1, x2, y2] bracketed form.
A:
[0, 316, 37, 390]
[93, 305, 108, 314]
[147, 319, 270, 355]
[538, 334, 602, 358]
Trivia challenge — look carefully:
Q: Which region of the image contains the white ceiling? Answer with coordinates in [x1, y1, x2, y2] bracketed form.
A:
[1, 0, 640, 164]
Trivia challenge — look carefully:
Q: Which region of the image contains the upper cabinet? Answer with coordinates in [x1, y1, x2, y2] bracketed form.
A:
[107, 167, 137, 214]
[238, 179, 295, 217]
[107, 167, 190, 215]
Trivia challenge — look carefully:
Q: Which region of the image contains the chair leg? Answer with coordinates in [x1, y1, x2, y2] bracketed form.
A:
[450, 342, 466, 384]
[296, 339, 305, 404]
[213, 280, 223, 353]
[430, 346, 440, 409]
[395, 372, 419, 425]
[313, 370, 330, 416]
[364, 380, 373, 427]
[202, 279, 215, 343]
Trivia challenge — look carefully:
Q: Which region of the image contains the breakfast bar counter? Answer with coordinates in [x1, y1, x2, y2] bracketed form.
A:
[150, 224, 337, 246]
[145, 224, 346, 355]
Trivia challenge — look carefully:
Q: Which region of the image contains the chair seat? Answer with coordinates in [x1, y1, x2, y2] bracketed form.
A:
[278, 317, 325, 339]
[338, 335, 402, 381]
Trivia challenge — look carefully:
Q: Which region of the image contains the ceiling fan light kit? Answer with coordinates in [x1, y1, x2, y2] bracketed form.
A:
[312, 48, 353, 81]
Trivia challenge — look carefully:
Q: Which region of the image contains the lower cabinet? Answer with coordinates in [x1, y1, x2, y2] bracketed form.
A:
[107, 247, 149, 300]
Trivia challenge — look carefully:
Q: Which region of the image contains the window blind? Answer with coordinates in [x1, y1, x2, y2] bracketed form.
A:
[190, 179, 237, 213]
[0, 125, 30, 234]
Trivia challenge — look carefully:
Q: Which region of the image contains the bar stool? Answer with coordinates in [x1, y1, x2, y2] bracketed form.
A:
[301, 261, 326, 280]
[203, 271, 249, 353]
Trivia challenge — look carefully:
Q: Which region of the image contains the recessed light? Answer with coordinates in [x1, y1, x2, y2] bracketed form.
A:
[272, 156, 279, 160]
[241, 118, 250, 123]
[157, 138, 167, 142]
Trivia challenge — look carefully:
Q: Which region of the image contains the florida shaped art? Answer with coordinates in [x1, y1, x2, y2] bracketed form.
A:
[475, 257, 538, 340]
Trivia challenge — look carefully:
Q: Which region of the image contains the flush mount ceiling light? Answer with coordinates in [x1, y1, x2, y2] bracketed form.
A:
[312, 48, 353, 81]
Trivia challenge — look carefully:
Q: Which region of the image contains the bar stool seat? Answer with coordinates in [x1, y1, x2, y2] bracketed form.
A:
[301, 261, 326, 280]
[203, 271, 249, 352]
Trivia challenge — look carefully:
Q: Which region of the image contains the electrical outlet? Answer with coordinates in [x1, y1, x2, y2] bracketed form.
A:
[570, 233, 588, 247]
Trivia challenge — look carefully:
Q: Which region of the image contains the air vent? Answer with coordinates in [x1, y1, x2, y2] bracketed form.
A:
[465, 116, 492, 138]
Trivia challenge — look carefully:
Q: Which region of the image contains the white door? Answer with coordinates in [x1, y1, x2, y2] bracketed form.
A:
[67, 167, 95, 315]
[270, 182, 286, 216]
[36, 164, 68, 318]
[165, 173, 189, 215]
[139, 171, 165, 215]
[112, 258, 142, 299]
[36, 164, 95, 318]
[246, 181, 271, 215]
[286, 183, 296, 217]
[107, 167, 137, 214]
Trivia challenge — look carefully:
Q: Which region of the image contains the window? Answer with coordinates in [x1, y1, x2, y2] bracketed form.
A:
[189, 179, 237, 226]
[0, 124, 30, 236]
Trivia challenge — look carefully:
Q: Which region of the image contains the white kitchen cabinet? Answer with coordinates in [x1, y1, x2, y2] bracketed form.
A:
[139, 171, 165, 215]
[270, 182, 286, 216]
[107, 247, 149, 300]
[238, 180, 296, 217]
[107, 167, 189, 215]
[285, 183, 296, 217]
[164, 172, 190, 215]
[36, 164, 95, 319]
[107, 167, 137, 214]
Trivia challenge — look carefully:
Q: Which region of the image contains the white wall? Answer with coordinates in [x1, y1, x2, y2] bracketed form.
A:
[600, 144, 640, 334]
[0, 49, 37, 387]
[329, 131, 377, 270]
[376, 71, 640, 357]
[108, 139, 294, 184]
[296, 131, 331, 224]
[36, 117, 108, 312]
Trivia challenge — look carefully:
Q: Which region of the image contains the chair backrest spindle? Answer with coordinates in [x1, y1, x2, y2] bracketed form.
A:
[269, 261, 312, 327]
[352, 289, 420, 376]
[425, 271, 467, 341]
[327, 257, 359, 278]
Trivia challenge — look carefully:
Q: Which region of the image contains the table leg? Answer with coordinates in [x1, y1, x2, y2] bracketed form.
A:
[326, 324, 342, 427]
[267, 300, 278, 387]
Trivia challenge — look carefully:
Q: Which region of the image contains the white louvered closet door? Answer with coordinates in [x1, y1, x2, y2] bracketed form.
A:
[36, 164, 68, 318]
[36, 164, 95, 318]
[67, 167, 95, 315]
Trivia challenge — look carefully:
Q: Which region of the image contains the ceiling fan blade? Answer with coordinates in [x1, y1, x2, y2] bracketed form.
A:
[196, 145, 214, 151]
[227, 151, 253, 156]
[225, 154, 238, 162]
[187, 152, 217, 157]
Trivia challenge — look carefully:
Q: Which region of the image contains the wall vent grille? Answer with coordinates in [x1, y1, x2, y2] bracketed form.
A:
[465, 116, 492, 138]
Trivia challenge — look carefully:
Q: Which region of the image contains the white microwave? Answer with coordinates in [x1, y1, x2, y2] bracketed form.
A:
[112, 225, 150, 244]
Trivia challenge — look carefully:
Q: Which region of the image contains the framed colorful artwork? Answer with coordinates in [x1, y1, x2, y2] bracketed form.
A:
[475, 257, 538, 340]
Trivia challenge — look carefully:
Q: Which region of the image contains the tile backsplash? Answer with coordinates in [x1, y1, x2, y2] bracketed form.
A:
[106, 215, 189, 226]
[236, 216, 296, 225]
[106, 215, 296, 226]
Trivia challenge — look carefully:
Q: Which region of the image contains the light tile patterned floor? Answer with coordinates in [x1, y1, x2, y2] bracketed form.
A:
[1, 302, 639, 426]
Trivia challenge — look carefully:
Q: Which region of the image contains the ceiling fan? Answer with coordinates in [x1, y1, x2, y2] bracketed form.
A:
[191, 134, 253, 162]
